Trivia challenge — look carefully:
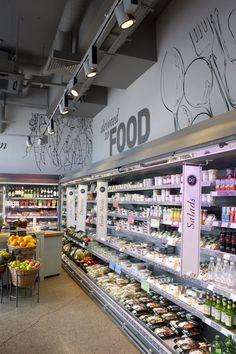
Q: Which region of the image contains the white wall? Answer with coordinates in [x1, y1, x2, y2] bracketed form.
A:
[92, 0, 236, 162]
[0, 104, 92, 175]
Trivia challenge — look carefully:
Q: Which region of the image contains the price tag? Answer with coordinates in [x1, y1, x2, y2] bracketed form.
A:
[115, 264, 122, 274]
[221, 222, 229, 228]
[171, 221, 179, 228]
[221, 327, 229, 336]
[204, 318, 212, 326]
[231, 223, 236, 229]
[207, 284, 214, 291]
[128, 216, 134, 224]
[141, 280, 150, 293]
[223, 253, 231, 260]
[109, 261, 115, 270]
[230, 293, 236, 301]
[113, 200, 119, 208]
[150, 218, 160, 228]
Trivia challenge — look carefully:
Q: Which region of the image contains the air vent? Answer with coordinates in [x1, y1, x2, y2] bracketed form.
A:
[44, 50, 81, 75]
[0, 72, 22, 94]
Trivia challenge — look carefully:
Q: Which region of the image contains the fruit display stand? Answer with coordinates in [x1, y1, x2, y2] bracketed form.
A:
[8, 260, 40, 307]
[0, 250, 11, 303]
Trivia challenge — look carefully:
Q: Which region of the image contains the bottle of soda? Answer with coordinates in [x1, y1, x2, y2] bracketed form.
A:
[224, 335, 236, 353]
[214, 296, 222, 323]
[220, 233, 226, 252]
[204, 291, 212, 317]
[222, 342, 233, 354]
[226, 233, 232, 253]
[211, 293, 217, 319]
[224, 300, 234, 329]
[221, 297, 227, 325]
[231, 234, 236, 255]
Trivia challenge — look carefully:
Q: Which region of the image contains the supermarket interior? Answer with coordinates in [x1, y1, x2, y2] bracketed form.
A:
[1, 0, 236, 353]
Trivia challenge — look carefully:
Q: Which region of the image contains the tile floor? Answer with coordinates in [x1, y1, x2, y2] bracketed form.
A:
[0, 269, 141, 354]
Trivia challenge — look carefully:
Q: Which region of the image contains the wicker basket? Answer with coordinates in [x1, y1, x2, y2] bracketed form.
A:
[0, 264, 7, 273]
[7, 245, 36, 261]
[8, 265, 39, 288]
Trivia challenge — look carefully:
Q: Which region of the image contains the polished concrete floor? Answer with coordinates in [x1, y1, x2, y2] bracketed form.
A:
[0, 269, 141, 354]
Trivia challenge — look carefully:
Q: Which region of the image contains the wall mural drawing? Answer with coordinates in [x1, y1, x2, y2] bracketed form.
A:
[160, 7, 236, 131]
[25, 113, 92, 172]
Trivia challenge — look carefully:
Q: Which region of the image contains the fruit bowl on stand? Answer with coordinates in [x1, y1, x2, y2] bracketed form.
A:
[0, 250, 11, 273]
[8, 259, 40, 288]
[7, 235, 37, 260]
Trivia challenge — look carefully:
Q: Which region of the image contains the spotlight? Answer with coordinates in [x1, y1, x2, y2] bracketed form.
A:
[115, 0, 138, 30]
[26, 136, 33, 147]
[59, 93, 69, 115]
[68, 77, 79, 97]
[37, 136, 48, 146]
[83, 46, 97, 78]
[48, 118, 55, 135]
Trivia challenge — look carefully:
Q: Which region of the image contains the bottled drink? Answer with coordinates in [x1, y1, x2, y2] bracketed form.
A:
[221, 260, 230, 285]
[215, 257, 223, 284]
[211, 335, 224, 354]
[231, 235, 236, 255]
[8, 187, 12, 198]
[224, 300, 234, 329]
[221, 297, 227, 325]
[214, 296, 222, 323]
[11, 187, 15, 197]
[226, 233, 232, 253]
[220, 232, 226, 252]
[21, 186, 24, 197]
[222, 342, 232, 354]
[208, 257, 215, 282]
[224, 335, 235, 353]
[227, 261, 236, 289]
[212, 293, 217, 319]
[203, 291, 212, 317]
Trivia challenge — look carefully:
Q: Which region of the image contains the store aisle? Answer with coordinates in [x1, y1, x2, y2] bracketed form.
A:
[0, 270, 141, 354]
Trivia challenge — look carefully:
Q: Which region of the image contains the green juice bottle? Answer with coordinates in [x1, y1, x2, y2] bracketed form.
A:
[214, 296, 222, 323]
[211, 335, 224, 354]
[221, 297, 227, 325]
[224, 300, 234, 329]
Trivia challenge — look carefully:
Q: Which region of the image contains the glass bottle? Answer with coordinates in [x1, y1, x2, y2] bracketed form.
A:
[227, 261, 236, 289]
[214, 296, 222, 323]
[224, 335, 235, 352]
[204, 291, 212, 317]
[211, 293, 217, 319]
[222, 342, 233, 354]
[211, 335, 224, 354]
[208, 257, 215, 282]
[221, 260, 230, 286]
[215, 257, 223, 284]
[224, 300, 234, 329]
[220, 232, 226, 252]
[221, 297, 227, 325]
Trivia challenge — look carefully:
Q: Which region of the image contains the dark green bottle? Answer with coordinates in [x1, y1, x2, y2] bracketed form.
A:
[204, 291, 212, 317]
[214, 296, 222, 323]
[211, 335, 224, 354]
[211, 293, 217, 319]
[224, 300, 234, 329]
[224, 335, 235, 353]
[222, 342, 233, 354]
[221, 297, 227, 325]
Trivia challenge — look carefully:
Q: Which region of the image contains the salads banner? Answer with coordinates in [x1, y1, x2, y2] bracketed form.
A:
[181, 164, 202, 275]
[66, 187, 75, 228]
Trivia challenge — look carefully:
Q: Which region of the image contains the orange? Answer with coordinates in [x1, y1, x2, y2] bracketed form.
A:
[12, 240, 18, 247]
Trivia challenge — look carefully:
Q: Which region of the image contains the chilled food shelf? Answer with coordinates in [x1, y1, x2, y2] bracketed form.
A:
[108, 200, 182, 206]
[6, 215, 58, 219]
[7, 197, 58, 200]
[212, 221, 236, 229]
[120, 269, 236, 340]
[211, 191, 236, 197]
[108, 181, 215, 193]
[62, 254, 174, 354]
[107, 212, 149, 222]
[6, 206, 58, 209]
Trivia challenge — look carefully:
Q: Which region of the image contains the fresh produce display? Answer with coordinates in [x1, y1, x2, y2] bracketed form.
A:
[62, 242, 97, 266]
[0, 250, 11, 265]
[8, 234, 37, 248]
[9, 259, 40, 271]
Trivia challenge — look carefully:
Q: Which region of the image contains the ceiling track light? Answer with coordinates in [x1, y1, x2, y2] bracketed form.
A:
[48, 118, 55, 135]
[115, 0, 138, 30]
[68, 77, 79, 97]
[83, 46, 98, 78]
[26, 136, 33, 147]
[59, 92, 69, 115]
[37, 136, 48, 146]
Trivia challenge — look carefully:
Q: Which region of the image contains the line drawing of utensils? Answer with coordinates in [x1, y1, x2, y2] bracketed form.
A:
[160, 47, 185, 131]
[177, 104, 193, 129]
[184, 57, 213, 117]
[228, 8, 236, 48]
[211, 8, 236, 108]
[189, 15, 231, 110]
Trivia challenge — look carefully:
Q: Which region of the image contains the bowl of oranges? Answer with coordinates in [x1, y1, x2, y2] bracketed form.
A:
[7, 235, 37, 260]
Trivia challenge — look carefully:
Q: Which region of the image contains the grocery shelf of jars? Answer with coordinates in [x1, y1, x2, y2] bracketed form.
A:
[3, 184, 59, 229]
[60, 163, 236, 353]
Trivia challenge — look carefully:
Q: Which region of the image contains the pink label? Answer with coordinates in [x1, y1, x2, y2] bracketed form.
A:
[113, 200, 119, 208]
[128, 216, 134, 224]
